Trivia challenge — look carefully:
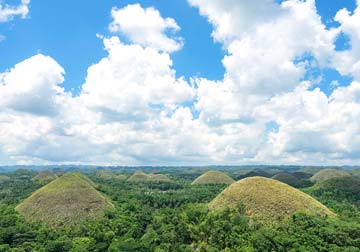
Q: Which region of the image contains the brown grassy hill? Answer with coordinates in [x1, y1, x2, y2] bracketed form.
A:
[272, 172, 301, 187]
[148, 174, 171, 182]
[16, 172, 113, 227]
[192, 171, 235, 185]
[351, 168, 360, 177]
[310, 169, 350, 183]
[127, 171, 150, 182]
[127, 172, 171, 183]
[209, 177, 334, 224]
[291, 171, 313, 180]
[236, 169, 271, 180]
[0, 175, 10, 183]
[32, 170, 57, 184]
[307, 176, 360, 207]
[115, 174, 127, 180]
[96, 170, 115, 180]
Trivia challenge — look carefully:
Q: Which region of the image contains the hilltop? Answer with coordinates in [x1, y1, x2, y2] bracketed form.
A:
[308, 176, 360, 207]
[0, 175, 10, 183]
[209, 177, 334, 224]
[235, 169, 271, 180]
[115, 174, 127, 180]
[127, 171, 171, 183]
[272, 172, 301, 187]
[191, 170, 235, 185]
[310, 169, 350, 183]
[351, 168, 360, 177]
[32, 170, 57, 184]
[16, 172, 113, 227]
[96, 170, 115, 180]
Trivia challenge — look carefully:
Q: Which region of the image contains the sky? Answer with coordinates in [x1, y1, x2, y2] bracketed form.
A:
[0, 0, 360, 166]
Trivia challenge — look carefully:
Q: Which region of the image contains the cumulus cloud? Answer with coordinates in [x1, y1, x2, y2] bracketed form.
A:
[333, 3, 360, 81]
[1, 1, 360, 165]
[109, 4, 183, 52]
[80, 36, 194, 122]
[0, 0, 30, 22]
[0, 54, 65, 116]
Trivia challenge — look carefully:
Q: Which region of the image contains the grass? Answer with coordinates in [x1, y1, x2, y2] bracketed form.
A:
[272, 172, 301, 187]
[0, 175, 10, 183]
[192, 170, 235, 185]
[96, 170, 115, 180]
[351, 168, 360, 177]
[16, 172, 113, 227]
[32, 170, 57, 184]
[307, 176, 360, 207]
[115, 174, 127, 180]
[127, 171, 171, 183]
[209, 176, 334, 224]
[310, 169, 350, 183]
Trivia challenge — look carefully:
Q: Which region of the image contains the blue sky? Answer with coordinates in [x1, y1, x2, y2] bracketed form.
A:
[0, 0, 225, 94]
[1, 0, 354, 95]
[1, 0, 360, 165]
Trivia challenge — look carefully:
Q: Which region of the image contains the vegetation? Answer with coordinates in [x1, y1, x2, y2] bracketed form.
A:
[191, 170, 235, 185]
[16, 172, 114, 227]
[0, 167, 359, 251]
[311, 169, 351, 183]
[272, 172, 301, 187]
[209, 177, 334, 223]
[235, 169, 271, 180]
[96, 170, 115, 180]
[291, 171, 313, 179]
[306, 176, 360, 208]
[32, 170, 57, 185]
[0, 176, 10, 184]
[127, 171, 171, 183]
[115, 174, 127, 180]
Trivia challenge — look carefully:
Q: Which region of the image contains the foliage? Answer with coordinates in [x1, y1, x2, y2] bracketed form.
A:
[191, 171, 235, 185]
[209, 177, 334, 223]
[0, 170, 359, 251]
[16, 173, 114, 227]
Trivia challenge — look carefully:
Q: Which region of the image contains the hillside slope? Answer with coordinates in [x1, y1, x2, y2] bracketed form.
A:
[16, 172, 113, 226]
[192, 171, 235, 185]
[310, 169, 350, 183]
[209, 177, 334, 223]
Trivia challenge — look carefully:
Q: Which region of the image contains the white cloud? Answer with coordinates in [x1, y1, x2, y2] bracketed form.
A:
[0, 54, 65, 116]
[188, 0, 283, 45]
[80, 36, 194, 122]
[109, 4, 183, 52]
[0, 0, 30, 22]
[2, 1, 360, 165]
[333, 4, 360, 81]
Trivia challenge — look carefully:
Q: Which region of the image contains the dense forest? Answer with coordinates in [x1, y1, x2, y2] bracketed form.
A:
[0, 167, 359, 252]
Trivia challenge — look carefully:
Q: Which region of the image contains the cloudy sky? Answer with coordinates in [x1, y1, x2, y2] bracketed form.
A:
[0, 0, 359, 166]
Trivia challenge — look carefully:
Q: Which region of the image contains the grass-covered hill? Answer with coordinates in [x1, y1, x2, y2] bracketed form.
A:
[209, 176, 334, 223]
[0, 175, 10, 183]
[32, 170, 57, 184]
[96, 170, 115, 180]
[291, 171, 313, 179]
[272, 172, 301, 187]
[296, 167, 322, 175]
[16, 172, 114, 227]
[351, 168, 360, 177]
[310, 169, 351, 183]
[235, 169, 271, 180]
[115, 174, 127, 180]
[127, 171, 171, 183]
[307, 176, 360, 207]
[191, 170, 235, 185]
